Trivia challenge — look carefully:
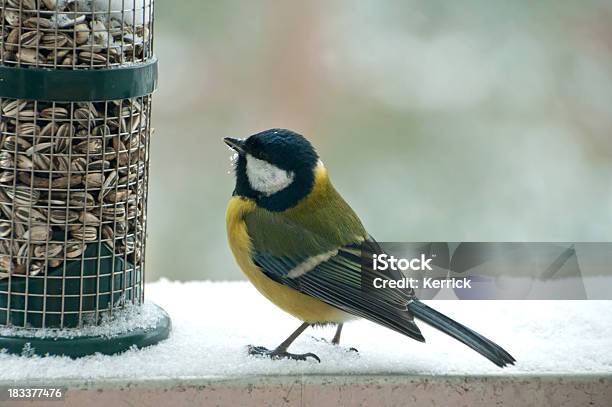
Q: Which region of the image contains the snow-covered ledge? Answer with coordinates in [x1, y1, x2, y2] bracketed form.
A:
[1, 281, 611, 406]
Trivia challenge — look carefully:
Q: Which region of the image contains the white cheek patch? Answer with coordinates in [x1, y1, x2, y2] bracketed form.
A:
[246, 154, 295, 196]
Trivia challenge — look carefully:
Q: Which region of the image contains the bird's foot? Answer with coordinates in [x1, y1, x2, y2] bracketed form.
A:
[247, 345, 321, 362]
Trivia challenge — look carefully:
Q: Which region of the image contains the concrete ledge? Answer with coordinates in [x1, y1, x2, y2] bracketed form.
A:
[4, 375, 611, 406]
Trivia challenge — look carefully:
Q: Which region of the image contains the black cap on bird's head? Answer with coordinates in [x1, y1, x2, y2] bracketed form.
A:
[224, 129, 320, 212]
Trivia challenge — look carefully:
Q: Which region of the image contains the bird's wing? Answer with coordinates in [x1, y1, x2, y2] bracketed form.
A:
[244, 209, 424, 342]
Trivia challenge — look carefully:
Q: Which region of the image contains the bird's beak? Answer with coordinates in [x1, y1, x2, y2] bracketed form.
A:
[223, 137, 246, 154]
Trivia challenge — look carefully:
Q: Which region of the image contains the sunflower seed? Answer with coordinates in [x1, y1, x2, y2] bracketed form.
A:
[101, 204, 126, 220]
[92, 124, 111, 138]
[14, 206, 46, 223]
[56, 123, 74, 138]
[16, 122, 40, 136]
[83, 172, 104, 188]
[19, 30, 42, 47]
[78, 51, 107, 64]
[78, 211, 100, 225]
[17, 109, 37, 120]
[16, 243, 31, 265]
[29, 261, 45, 276]
[51, 155, 70, 172]
[115, 220, 127, 236]
[34, 243, 63, 259]
[61, 55, 74, 66]
[74, 139, 103, 154]
[26, 142, 55, 156]
[32, 153, 52, 170]
[99, 170, 117, 200]
[0, 221, 11, 237]
[100, 149, 117, 161]
[0, 152, 13, 168]
[41, 0, 56, 10]
[73, 23, 90, 45]
[71, 157, 88, 172]
[126, 203, 139, 219]
[0, 255, 12, 273]
[4, 10, 20, 27]
[2, 100, 27, 116]
[46, 48, 70, 63]
[5, 186, 39, 206]
[0, 172, 15, 183]
[69, 191, 95, 207]
[5, 28, 19, 52]
[18, 172, 82, 189]
[40, 106, 69, 119]
[8, 0, 37, 10]
[15, 154, 34, 170]
[4, 135, 32, 151]
[113, 137, 129, 166]
[16, 48, 43, 64]
[65, 241, 85, 258]
[119, 172, 138, 186]
[39, 122, 59, 139]
[70, 226, 97, 241]
[48, 209, 79, 224]
[88, 160, 110, 171]
[40, 33, 69, 48]
[24, 226, 52, 242]
[74, 108, 96, 127]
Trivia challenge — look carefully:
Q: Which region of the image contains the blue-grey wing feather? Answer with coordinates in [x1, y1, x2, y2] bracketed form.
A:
[252, 238, 424, 341]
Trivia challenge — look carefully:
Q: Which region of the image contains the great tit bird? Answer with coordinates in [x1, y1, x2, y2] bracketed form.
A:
[225, 129, 516, 367]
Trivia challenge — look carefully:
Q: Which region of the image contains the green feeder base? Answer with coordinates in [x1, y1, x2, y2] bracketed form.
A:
[0, 303, 171, 357]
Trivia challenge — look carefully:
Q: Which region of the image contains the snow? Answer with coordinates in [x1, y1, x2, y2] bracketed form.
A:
[76, 0, 153, 25]
[0, 302, 164, 340]
[49, 1, 152, 26]
[0, 280, 611, 382]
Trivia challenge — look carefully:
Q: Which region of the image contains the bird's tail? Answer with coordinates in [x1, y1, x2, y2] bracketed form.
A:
[408, 300, 516, 367]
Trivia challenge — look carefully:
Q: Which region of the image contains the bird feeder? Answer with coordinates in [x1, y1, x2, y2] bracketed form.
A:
[0, 0, 170, 356]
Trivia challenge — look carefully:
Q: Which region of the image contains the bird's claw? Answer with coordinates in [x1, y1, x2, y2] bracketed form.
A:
[247, 345, 321, 362]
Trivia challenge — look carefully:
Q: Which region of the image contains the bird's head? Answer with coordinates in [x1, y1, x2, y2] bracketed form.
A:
[224, 128, 320, 212]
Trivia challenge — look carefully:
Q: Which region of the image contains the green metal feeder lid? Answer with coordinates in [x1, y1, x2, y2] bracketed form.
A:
[0, 58, 158, 102]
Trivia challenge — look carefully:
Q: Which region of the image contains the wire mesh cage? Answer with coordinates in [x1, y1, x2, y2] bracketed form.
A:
[0, 96, 151, 328]
[0, 0, 168, 356]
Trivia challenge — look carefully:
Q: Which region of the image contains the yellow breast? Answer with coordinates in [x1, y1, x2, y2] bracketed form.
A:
[225, 196, 352, 323]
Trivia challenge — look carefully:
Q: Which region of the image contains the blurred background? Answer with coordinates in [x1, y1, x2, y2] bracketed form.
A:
[147, 0, 612, 281]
